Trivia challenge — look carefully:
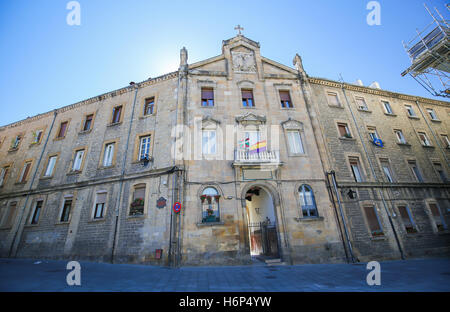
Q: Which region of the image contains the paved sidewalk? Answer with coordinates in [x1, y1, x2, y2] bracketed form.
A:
[0, 257, 449, 292]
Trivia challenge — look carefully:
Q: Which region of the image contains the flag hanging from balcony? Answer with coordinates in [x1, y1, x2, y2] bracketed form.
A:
[249, 140, 267, 154]
[239, 137, 250, 148]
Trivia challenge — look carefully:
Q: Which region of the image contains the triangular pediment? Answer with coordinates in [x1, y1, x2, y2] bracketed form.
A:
[235, 112, 266, 125]
[261, 57, 298, 77]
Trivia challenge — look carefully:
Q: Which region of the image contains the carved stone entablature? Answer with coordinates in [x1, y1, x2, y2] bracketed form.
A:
[281, 118, 304, 131]
[232, 51, 257, 73]
[235, 112, 266, 126]
[197, 79, 217, 88]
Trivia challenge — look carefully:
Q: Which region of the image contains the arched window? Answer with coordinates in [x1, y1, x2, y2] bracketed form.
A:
[200, 187, 220, 223]
[299, 185, 318, 217]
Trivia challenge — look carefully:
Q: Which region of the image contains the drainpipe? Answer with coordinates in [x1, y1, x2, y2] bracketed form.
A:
[340, 84, 405, 260]
[111, 83, 139, 263]
[415, 100, 449, 166]
[9, 109, 58, 257]
[327, 171, 355, 263]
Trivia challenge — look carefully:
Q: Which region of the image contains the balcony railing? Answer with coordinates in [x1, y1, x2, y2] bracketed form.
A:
[234, 149, 280, 163]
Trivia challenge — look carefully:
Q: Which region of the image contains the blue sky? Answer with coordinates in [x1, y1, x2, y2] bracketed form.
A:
[0, 0, 447, 126]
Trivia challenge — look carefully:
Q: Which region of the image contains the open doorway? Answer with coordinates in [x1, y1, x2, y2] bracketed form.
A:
[245, 186, 279, 259]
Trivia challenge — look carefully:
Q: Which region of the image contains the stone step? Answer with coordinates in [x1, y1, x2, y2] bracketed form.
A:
[265, 258, 283, 264]
[267, 261, 287, 266]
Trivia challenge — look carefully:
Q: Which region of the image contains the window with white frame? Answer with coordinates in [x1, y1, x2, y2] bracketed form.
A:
[30, 200, 43, 225]
[0, 166, 10, 187]
[44, 156, 57, 177]
[287, 130, 304, 154]
[380, 158, 394, 183]
[441, 134, 450, 148]
[32, 130, 43, 144]
[405, 105, 416, 117]
[93, 192, 106, 219]
[299, 185, 318, 217]
[418, 132, 431, 146]
[408, 160, 424, 182]
[426, 108, 438, 120]
[129, 184, 146, 216]
[72, 150, 84, 171]
[349, 157, 364, 182]
[367, 127, 380, 141]
[202, 130, 216, 155]
[139, 135, 151, 161]
[60, 197, 72, 222]
[394, 129, 407, 144]
[19, 161, 32, 183]
[103, 143, 115, 167]
[11, 135, 21, 149]
[382, 101, 393, 114]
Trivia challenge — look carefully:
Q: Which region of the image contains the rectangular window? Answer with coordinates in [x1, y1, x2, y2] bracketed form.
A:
[408, 160, 424, 182]
[103, 143, 115, 167]
[241, 90, 254, 107]
[139, 135, 151, 161]
[398, 205, 416, 233]
[441, 135, 450, 148]
[395, 130, 407, 144]
[355, 97, 367, 110]
[426, 108, 438, 120]
[201, 88, 214, 107]
[349, 158, 363, 182]
[327, 92, 340, 106]
[382, 101, 393, 114]
[279, 91, 293, 108]
[202, 130, 217, 155]
[3, 201, 17, 228]
[364, 205, 383, 236]
[429, 203, 447, 232]
[57, 122, 68, 138]
[287, 130, 304, 154]
[83, 114, 93, 131]
[338, 123, 351, 138]
[44, 156, 57, 177]
[405, 105, 416, 117]
[0, 166, 10, 187]
[11, 135, 22, 149]
[418, 132, 431, 146]
[380, 159, 394, 183]
[368, 127, 380, 141]
[111, 106, 122, 124]
[72, 150, 85, 171]
[32, 130, 43, 144]
[30, 200, 43, 225]
[60, 198, 72, 222]
[433, 163, 448, 182]
[19, 161, 32, 183]
[144, 97, 155, 115]
[130, 185, 145, 215]
[94, 193, 106, 219]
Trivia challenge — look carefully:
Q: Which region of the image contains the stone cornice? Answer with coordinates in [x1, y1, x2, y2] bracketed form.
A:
[308, 77, 449, 106]
[0, 71, 179, 131]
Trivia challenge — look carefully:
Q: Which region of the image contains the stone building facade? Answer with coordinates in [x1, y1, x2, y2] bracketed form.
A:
[0, 34, 448, 266]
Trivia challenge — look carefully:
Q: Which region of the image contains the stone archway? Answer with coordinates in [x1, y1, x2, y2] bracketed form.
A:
[242, 184, 281, 259]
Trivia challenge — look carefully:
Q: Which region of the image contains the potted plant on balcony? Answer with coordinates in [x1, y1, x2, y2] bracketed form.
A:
[214, 195, 221, 202]
[200, 194, 207, 203]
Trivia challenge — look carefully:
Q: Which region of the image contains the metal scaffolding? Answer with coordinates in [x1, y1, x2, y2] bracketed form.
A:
[401, 4, 450, 98]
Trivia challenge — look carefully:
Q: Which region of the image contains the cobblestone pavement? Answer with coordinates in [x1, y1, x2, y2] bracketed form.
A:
[0, 257, 449, 292]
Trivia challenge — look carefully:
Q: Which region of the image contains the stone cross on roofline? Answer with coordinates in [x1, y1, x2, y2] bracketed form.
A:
[234, 24, 244, 36]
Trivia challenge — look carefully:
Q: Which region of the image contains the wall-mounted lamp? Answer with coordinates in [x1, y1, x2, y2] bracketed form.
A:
[347, 189, 357, 199]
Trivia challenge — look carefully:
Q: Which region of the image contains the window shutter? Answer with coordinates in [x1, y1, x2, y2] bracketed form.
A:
[242, 90, 253, 99]
[97, 193, 107, 204]
[364, 206, 381, 232]
[279, 91, 291, 101]
[201, 88, 214, 100]
[134, 186, 146, 200]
